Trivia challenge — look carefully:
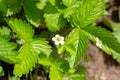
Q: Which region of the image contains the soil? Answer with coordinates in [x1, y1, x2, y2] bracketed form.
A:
[81, 44, 120, 80]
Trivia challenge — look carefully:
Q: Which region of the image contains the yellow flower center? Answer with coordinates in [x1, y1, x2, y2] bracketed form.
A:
[57, 37, 61, 42]
[98, 40, 102, 44]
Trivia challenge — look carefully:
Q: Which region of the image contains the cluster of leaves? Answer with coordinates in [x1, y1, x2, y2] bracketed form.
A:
[0, 0, 120, 80]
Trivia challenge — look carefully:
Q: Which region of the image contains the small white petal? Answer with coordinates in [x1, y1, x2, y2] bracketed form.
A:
[95, 38, 99, 41]
[96, 42, 102, 48]
[55, 41, 59, 45]
[60, 41, 65, 45]
[52, 37, 56, 41]
[61, 36, 64, 41]
[99, 45, 102, 48]
[55, 34, 60, 38]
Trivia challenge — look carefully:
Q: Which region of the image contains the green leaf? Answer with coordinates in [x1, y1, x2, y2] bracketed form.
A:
[65, 44, 76, 54]
[38, 56, 70, 72]
[62, 0, 80, 7]
[0, 26, 11, 40]
[0, 66, 4, 76]
[0, 38, 20, 64]
[7, 18, 34, 42]
[49, 0, 55, 5]
[6, 0, 21, 16]
[0, 0, 7, 16]
[14, 43, 38, 77]
[36, 0, 47, 10]
[67, 74, 86, 80]
[72, 0, 105, 27]
[30, 38, 52, 56]
[49, 66, 63, 80]
[66, 28, 88, 68]
[103, 18, 120, 42]
[44, 3, 66, 32]
[38, 57, 53, 66]
[44, 13, 66, 32]
[54, 58, 70, 72]
[82, 25, 120, 53]
[22, 0, 41, 27]
[64, 65, 86, 80]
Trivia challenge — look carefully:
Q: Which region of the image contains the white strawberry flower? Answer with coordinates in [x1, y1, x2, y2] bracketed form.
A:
[52, 34, 65, 45]
[96, 37, 102, 48]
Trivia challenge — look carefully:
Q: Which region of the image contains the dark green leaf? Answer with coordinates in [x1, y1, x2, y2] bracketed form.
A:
[6, 0, 21, 16]
[0, 66, 4, 76]
[22, 0, 41, 27]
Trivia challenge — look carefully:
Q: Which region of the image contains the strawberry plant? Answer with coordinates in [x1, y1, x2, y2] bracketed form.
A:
[0, 0, 120, 80]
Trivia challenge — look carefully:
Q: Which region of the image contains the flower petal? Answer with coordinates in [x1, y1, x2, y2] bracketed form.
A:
[55, 34, 60, 38]
[95, 37, 99, 42]
[61, 36, 64, 41]
[52, 37, 56, 41]
[55, 41, 59, 45]
[60, 41, 65, 45]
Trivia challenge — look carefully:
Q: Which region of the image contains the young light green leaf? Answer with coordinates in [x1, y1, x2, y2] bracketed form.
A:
[49, 66, 63, 80]
[14, 43, 38, 77]
[82, 25, 120, 53]
[0, 26, 11, 40]
[38, 56, 70, 72]
[62, 0, 80, 7]
[49, 0, 55, 5]
[44, 13, 66, 32]
[0, 37, 20, 64]
[72, 0, 105, 27]
[38, 57, 53, 66]
[66, 28, 88, 68]
[22, 0, 41, 27]
[7, 18, 34, 42]
[30, 38, 52, 56]
[65, 44, 76, 54]
[36, 0, 47, 10]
